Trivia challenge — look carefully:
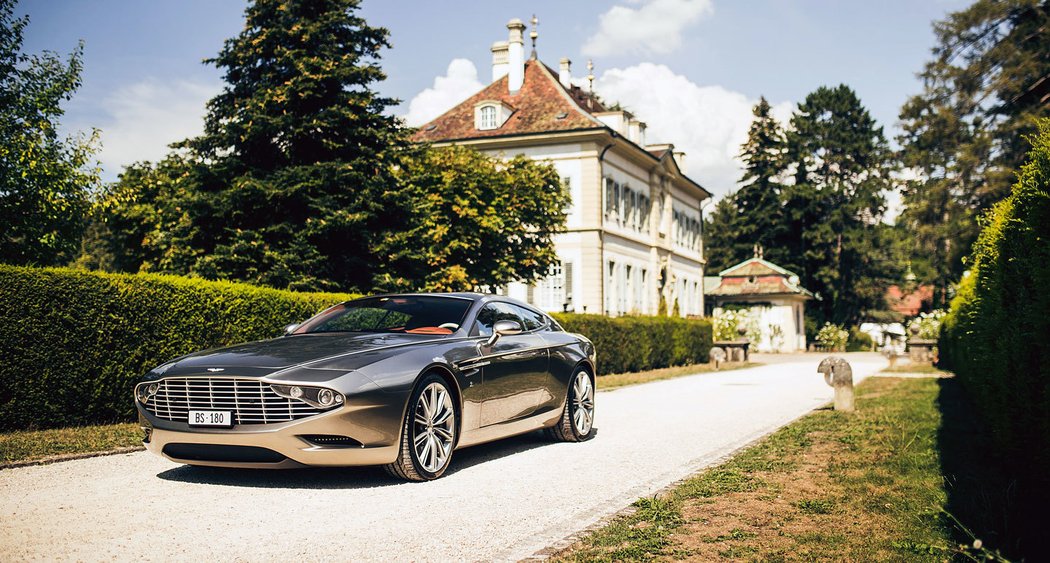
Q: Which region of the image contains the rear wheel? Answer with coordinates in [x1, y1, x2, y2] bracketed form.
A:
[384, 374, 457, 481]
[547, 367, 595, 442]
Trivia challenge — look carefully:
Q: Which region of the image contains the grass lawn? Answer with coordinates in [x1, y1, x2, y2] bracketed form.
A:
[0, 361, 753, 466]
[554, 376, 1008, 561]
[0, 423, 142, 466]
[880, 361, 951, 375]
[598, 362, 756, 391]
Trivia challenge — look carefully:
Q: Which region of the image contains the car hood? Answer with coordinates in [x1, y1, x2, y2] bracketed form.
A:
[158, 332, 454, 377]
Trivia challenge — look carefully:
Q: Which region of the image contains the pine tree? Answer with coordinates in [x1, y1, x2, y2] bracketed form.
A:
[160, 0, 406, 291]
[701, 195, 739, 273]
[898, 0, 1050, 301]
[702, 97, 787, 273]
[783, 85, 898, 325]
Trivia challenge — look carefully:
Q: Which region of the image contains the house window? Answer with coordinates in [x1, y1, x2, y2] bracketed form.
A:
[478, 105, 497, 130]
[535, 262, 565, 312]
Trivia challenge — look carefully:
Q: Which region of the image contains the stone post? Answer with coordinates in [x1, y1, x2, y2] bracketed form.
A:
[817, 356, 854, 412]
[709, 347, 726, 370]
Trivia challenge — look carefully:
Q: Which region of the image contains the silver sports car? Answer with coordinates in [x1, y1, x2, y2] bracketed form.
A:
[135, 293, 596, 480]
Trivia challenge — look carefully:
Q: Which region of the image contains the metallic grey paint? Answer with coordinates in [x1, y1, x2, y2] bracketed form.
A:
[135, 293, 595, 469]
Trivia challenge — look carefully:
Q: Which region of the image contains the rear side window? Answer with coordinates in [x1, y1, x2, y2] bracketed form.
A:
[512, 304, 547, 331]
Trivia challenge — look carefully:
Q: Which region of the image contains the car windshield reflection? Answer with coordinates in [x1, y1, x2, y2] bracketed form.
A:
[293, 296, 471, 336]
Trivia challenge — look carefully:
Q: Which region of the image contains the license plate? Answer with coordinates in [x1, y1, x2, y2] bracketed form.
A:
[188, 410, 232, 427]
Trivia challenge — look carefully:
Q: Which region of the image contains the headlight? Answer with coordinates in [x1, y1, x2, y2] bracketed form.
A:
[136, 382, 160, 404]
[317, 388, 335, 407]
[270, 384, 344, 409]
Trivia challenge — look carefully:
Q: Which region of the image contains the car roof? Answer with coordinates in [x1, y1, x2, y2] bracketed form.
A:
[350, 292, 544, 312]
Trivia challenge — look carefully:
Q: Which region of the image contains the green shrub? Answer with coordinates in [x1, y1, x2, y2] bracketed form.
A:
[846, 327, 873, 352]
[553, 313, 712, 376]
[815, 322, 849, 351]
[939, 119, 1050, 555]
[0, 265, 356, 430]
[713, 308, 760, 342]
[907, 309, 946, 340]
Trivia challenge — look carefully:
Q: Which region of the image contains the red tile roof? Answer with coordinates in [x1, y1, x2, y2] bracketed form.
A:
[412, 59, 606, 143]
[707, 257, 815, 298]
[886, 285, 934, 316]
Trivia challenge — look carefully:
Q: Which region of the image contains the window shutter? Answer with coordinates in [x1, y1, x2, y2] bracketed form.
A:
[564, 261, 574, 301]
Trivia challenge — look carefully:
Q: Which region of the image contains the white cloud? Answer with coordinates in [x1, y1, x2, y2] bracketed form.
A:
[582, 0, 714, 57]
[594, 63, 792, 199]
[92, 78, 218, 180]
[403, 58, 484, 127]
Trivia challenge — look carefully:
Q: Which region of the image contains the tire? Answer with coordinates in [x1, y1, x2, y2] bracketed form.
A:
[384, 374, 458, 481]
[546, 367, 595, 442]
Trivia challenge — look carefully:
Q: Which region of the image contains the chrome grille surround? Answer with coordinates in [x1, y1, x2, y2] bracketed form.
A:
[142, 377, 326, 425]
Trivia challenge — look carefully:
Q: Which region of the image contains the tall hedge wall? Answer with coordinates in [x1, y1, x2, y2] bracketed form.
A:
[939, 120, 1050, 554]
[0, 266, 713, 431]
[553, 313, 712, 376]
[0, 266, 356, 430]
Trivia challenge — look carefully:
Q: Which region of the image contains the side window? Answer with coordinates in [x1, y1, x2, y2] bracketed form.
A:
[473, 303, 524, 337]
[512, 304, 547, 331]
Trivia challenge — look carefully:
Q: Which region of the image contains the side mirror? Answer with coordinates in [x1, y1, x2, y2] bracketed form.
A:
[283, 323, 301, 336]
[486, 319, 523, 346]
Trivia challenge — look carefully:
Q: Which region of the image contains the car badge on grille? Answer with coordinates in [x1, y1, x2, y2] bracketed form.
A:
[207, 368, 225, 372]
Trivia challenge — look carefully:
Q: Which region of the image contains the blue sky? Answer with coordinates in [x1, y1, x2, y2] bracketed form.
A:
[18, 0, 969, 198]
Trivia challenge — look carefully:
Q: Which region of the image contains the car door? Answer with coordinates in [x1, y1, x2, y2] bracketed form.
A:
[473, 302, 551, 427]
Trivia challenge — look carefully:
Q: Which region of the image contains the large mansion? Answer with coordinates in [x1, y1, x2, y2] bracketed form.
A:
[413, 19, 712, 317]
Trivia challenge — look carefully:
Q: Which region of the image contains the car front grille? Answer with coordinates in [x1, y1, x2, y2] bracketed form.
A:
[143, 377, 324, 425]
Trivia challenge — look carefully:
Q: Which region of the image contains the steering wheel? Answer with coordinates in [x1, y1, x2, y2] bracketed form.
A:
[438, 323, 459, 330]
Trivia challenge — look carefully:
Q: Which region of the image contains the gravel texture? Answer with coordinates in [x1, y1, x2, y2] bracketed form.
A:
[0, 353, 884, 561]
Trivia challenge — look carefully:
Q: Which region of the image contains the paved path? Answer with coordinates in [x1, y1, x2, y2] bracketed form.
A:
[0, 353, 885, 562]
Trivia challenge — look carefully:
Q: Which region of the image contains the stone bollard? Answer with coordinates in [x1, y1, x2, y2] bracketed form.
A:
[710, 347, 726, 370]
[817, 356, 854, 412]
[882, 346, 897, 370]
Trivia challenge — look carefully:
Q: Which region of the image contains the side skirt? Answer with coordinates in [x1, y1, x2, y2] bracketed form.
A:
[456, 407, 562, 449]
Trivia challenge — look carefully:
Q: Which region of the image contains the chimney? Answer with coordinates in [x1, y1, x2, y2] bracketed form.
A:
[507, 18, 526, 93]
[674, 151, 687, 174]
[559, 57, 572, 88]
[491, 41, 509, 82]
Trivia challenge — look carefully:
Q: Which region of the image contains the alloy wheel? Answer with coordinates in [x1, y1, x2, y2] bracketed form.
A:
[412, 382, 456, 473]
[572, 372, 594, 435]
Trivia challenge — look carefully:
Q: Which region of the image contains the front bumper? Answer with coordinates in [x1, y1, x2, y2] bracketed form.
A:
[138, 398, 406, 469]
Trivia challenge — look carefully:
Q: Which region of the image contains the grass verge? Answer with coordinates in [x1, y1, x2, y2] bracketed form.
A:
[598, 362, 756, 391]
[554, 376, 1009, 561]
[881, 361, 950, 375]
[0, 423, 142, 465]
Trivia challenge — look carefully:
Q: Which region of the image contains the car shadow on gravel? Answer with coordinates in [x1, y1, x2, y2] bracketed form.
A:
[154, 427, 597, 489]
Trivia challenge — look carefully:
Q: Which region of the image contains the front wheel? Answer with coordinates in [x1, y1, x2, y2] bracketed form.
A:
[547, 368, 595, 442]
[385, 374, 458, 481]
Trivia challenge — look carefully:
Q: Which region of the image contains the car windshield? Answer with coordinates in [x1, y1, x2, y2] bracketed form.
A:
[292, 296, 472, 336]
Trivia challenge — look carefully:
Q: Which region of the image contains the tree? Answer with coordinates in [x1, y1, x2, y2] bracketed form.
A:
[701, 195, 739, 273]
[373, 146, 569, 292]
[0, 0, 99, 266]
[783, 85, 899, 325]
[703, 97, 789, 273]
[154, 0, 406, 291]
[75, 155, 197, 273]
[898, 0, 1050, 302]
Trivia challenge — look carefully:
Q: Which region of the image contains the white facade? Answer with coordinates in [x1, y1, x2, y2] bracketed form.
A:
[480, 135, 709, 317]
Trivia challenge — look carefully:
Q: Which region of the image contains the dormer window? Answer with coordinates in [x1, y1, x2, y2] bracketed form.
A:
[474, 100, 513, 130]
[479, 106, 497, 129]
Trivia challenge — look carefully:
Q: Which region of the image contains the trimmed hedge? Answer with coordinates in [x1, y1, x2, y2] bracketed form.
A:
[553, 313, 712, 376]
[939, 120, 1050, 555]
[0, 265, 356, 430]
[0, 265, 713, 430]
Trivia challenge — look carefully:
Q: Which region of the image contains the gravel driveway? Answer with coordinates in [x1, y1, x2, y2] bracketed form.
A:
[0, 353, 884, 561]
